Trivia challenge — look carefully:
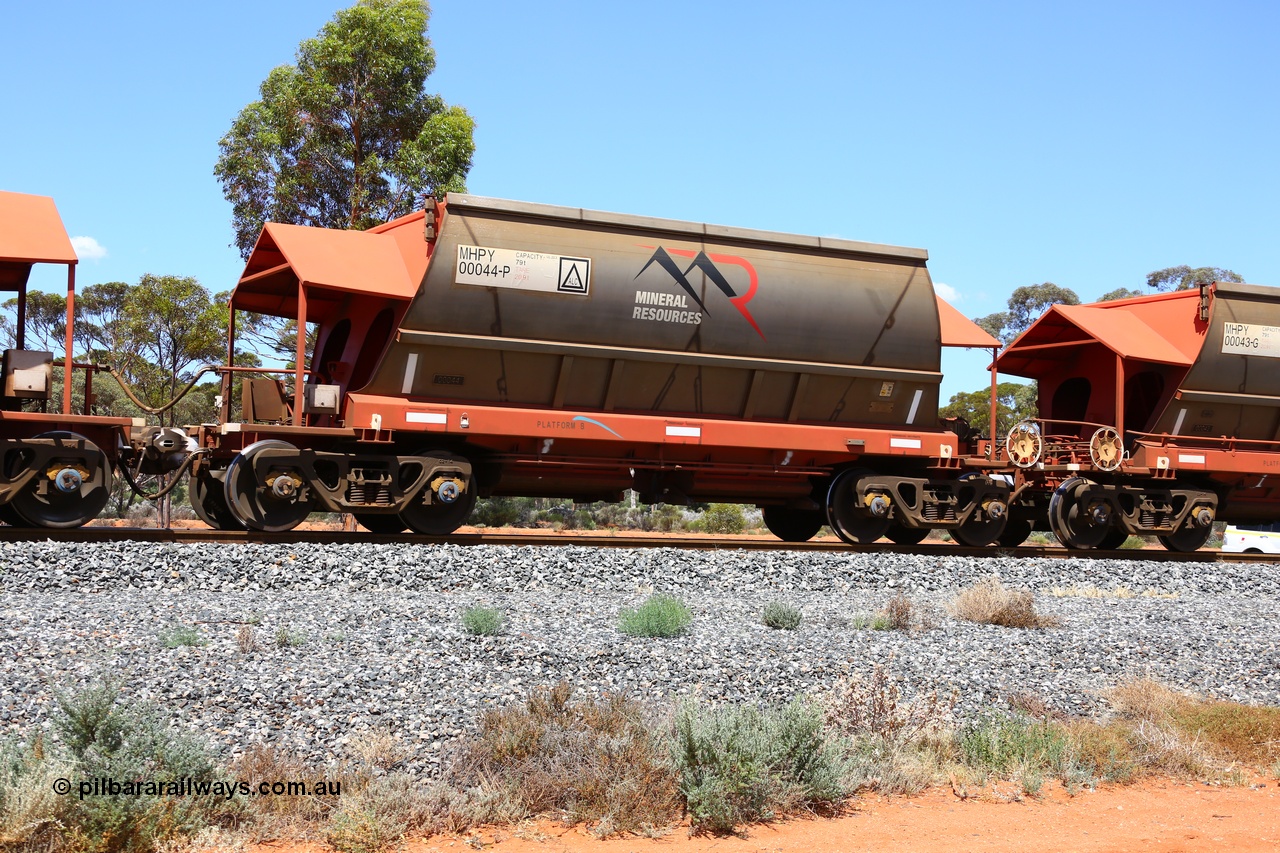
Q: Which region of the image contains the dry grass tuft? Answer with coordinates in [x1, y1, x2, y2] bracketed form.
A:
[822, 664, 954, 746]
[949, 575, 1061, 629]
[454, 682, 679, 836]
[1051, 585, 1178, 600]
[882, 594, 914, 631]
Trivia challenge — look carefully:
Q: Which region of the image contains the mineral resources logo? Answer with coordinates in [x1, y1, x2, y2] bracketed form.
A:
[633, 247, 765, 339]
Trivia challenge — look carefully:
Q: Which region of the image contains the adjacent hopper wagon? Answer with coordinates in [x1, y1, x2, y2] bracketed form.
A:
[996, 282, 1280, 551]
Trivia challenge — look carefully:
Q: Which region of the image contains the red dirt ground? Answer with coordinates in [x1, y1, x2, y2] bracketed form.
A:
[236, 778, 1278, 853]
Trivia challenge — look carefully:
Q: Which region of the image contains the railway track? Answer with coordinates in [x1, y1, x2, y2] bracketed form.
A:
[0, 525, 1276, 564]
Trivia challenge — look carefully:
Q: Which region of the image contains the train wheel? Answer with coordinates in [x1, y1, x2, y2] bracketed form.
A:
[190, 471, 245, 531]
[401, 488, 476, 535]
[1098, 527, 1131, 550]
[401, 451, 476, 535]
[1158, 523, 1213, 553]
[885, 525, 929, 546]
[224, 440, 314, 532]
[355, 513, 408, 534]
[996, 519, 1033, 548]
[762, 506, 824, 542]
[0, 503, 30, 527]
[951, 475, 1009, 547]
[9, 432, 112, 529]
[1046, 477, 1110, 550]
[826, 469, 891, 545]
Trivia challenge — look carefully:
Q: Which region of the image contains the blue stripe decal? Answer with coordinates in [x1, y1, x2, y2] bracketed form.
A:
[572, 416, 622, 438]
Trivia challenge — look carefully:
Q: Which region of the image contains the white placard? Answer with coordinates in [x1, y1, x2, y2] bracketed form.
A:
[455, 245, 591, 296]
[1222, 322, 1280, 357]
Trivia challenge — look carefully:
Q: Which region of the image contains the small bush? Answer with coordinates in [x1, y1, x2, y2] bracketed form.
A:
[957, 713, 1077, 779]
[455, 683, 678, 835]
[50, 682, 221, 851]
[850, 612, 890, 630]
[761, 602, 802, 630]
[672, 698, 845, 833]
[275, 625, 308, 647]
[949, 575, 1061, 628]
[1120, 535, 1147, 549]
[821, 665, 954, 747]
[461, 606, 504, 637]
[693, 503, 746, 534]
[882, 594, 914, 630]
[159, 624, 205, 648]
[0, 734, 73, 849]
[618, 594, 693, 638]
[470, 497, 536, 528]
[236, 625, 259, 653]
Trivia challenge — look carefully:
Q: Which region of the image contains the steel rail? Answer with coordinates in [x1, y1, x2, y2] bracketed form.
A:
[0, 525, 1275, 564]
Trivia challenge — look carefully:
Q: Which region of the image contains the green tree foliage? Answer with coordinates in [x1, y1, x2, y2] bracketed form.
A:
[121, 275, 227, 426]
[0, 290, 68, 352]
[939, 381, 1039, 437]
[1146, 265, 1244, 291]
[1098, 287, 1144, 302]
[214, 0, 476, 257]
[974, 283, 1080, 345]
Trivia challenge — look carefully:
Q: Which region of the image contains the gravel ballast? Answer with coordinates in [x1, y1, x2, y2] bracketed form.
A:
[2, 540, 1277, 773]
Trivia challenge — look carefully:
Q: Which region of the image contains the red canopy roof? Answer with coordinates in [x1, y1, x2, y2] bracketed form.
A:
[233, 222, 417, 321]
[936, 295, 1001, 348]
[997, 290, 1206, 379]
[0, 191, 77, 266]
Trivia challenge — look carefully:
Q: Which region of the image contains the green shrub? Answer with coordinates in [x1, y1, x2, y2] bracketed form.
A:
[957, 713, 1076, 779]
[51, 682, 221, 852]
[761, 602, 802, 630]
[851, 613, 893, 630]
[275, 625, 308, 647]
[471, 497, 536, 528]
[618, 594, 693, 638]
[1120, 535, 1147, 549]
[461, 606, 504, 637]
[672, 698, 845, 833]
[159, 625, 205, 648]
[693, 503, 747, 534]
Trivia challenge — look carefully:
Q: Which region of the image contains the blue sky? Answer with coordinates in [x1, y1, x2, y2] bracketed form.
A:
[3, 0, 1277, 400]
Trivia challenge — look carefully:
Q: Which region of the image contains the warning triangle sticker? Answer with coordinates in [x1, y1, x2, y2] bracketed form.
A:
[559, 262, 586, 292]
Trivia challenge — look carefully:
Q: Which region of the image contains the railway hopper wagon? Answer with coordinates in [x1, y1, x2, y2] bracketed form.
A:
[996, 282, 1280, 551]
[198, 193, 1010, 542]
[0, 191, 174, 529]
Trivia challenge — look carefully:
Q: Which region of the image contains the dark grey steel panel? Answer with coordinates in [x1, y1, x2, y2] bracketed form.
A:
[366, 194, 943, 427]
[1152, 283, 1280, 441]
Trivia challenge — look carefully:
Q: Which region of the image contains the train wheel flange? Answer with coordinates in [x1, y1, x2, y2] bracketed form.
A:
[1098, 527, 1131, 550]
[0, 503, 29, 527]
[400, 450, 476, 535]
[762, 506, 825, 543]
[224, 440, 314, 532]
[1047, 476, 1112, 550]
[9, 432, 112, 529]
[885, 524, 929, 546]
[826, 469, 891, 545]
[996, 519, 1033, 548]
[191, 471, 245, 531]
